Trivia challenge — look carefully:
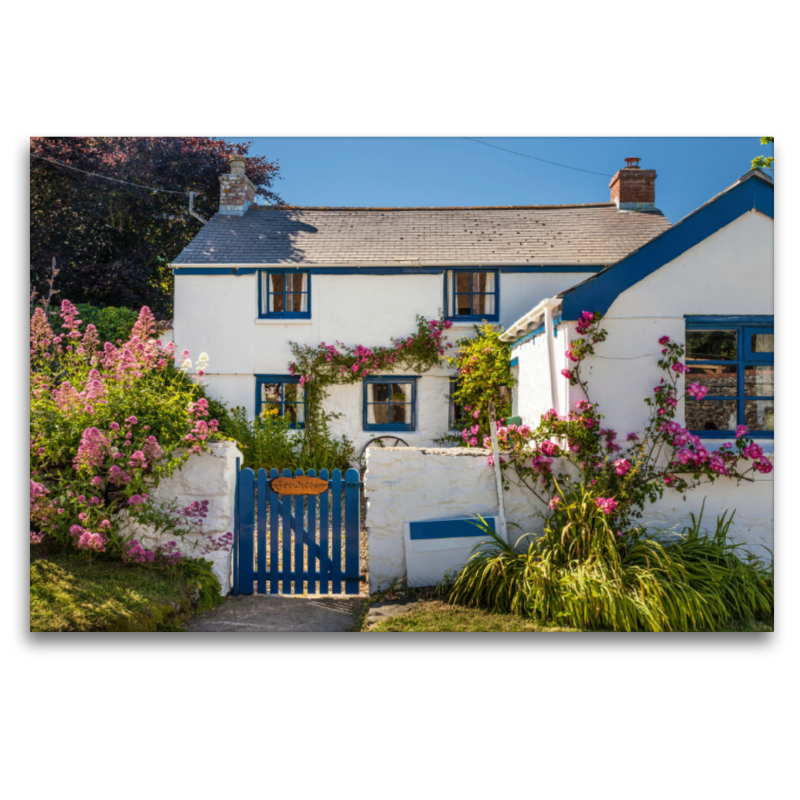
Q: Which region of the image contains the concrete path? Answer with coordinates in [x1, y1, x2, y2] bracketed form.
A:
[187, 594, 364, 632]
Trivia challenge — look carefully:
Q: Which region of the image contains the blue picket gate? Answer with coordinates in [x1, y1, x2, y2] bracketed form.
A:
[233, 467, 362, 595]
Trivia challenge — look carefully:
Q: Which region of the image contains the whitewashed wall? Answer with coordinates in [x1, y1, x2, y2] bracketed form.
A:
[174, 269, 594, 453]
[366, 445, 773, 592]
[366, 447, 549, 591]
[117, 441, 243, 595]
[513, 325, 570, 423]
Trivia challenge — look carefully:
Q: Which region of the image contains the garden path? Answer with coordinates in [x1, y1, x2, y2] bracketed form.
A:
[187, 593, 363, 632]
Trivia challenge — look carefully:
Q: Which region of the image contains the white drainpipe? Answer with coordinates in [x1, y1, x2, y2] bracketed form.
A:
[543, 301, 560, 415]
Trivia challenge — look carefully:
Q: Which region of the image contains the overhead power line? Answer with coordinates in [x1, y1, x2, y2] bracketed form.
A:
[30, 152, 192, 195]
[462, 138, 614, 177]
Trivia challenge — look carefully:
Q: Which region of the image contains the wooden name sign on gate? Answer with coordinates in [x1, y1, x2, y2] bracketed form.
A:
[269, 475, 329, 496]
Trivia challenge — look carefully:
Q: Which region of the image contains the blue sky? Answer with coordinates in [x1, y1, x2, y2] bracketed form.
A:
[226, 137, 773, 225]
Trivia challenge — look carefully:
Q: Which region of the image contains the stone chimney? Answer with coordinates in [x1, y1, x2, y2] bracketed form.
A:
[219, 155, 255, 215]
[609, 157, 657, 210]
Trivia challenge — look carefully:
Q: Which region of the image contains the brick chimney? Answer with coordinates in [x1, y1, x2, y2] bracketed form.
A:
[609, 157, 657, 210]
[219, 155, 255, 215]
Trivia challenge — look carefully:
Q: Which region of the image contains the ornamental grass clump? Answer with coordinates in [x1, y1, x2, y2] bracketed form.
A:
[30, 300, 224, 561]
[447, 310, 774, 631]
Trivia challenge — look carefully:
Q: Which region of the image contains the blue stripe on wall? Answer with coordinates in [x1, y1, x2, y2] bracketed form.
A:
[409, 518, 496, 540]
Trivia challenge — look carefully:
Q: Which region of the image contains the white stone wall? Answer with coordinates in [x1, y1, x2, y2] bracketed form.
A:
[365, 447, 548, 591]
[117, 441, 243, 595]
[365, 445, 774, 593]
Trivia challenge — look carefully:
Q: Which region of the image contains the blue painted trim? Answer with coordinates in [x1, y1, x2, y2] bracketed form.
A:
[362, 375, 418, 432]
[561, 175, 774, 320]
[174, 265, 603, 276]
[444, 268, 500, 322]
[257, 269, 311, 319]
[499, 266, 604, 274]
[255, 374, 306, 429]
[409, 518, 496, 540]
[509, 357, 519, 367]
[510, 316, 562, 349]
[686, 317, 773, 439]
[685, 315, 774, 325]
[173, 267, 258, 275]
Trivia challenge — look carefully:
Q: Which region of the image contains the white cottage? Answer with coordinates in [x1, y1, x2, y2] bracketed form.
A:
[501, 168, 774, 559]
[172, 155, 670, 453]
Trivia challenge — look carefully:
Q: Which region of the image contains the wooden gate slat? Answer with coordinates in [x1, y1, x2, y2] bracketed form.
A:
[281, 467, 293, 593]
[344, 468, 361, 595]
[269, 468, 279, 594]
[331, 469, 342, 594]
[256, 468, 267, 594]
[237, 468, 255, 595]
[307, 468, 317, 594]
[294, 468, 305, 594]
[319, 469, 330, 595]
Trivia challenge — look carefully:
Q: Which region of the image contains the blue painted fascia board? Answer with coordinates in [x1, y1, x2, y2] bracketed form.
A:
[174, 265, 605, 276]
[561, 176, 774, 321]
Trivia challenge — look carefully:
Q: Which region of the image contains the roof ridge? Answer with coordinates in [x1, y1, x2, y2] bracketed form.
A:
[251, 202, 619, 211]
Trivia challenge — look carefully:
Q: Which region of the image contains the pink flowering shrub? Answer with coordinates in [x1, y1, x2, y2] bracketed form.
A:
[30, 300, 222, 558]
[492, 311, 774, 532]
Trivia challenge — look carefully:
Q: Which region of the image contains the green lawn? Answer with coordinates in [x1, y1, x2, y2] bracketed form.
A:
[30, 544, 224, 632]
[362, 598, 773, 633]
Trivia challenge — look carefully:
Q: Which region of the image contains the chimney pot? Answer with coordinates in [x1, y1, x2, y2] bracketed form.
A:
[229, 155, 247, 176]
[219, 155, 255, 215]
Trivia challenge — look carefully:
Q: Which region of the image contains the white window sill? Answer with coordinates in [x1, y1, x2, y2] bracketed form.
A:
[254, 318, 312, 325]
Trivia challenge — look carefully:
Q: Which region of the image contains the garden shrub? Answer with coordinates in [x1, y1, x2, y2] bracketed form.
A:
[30, 300, 225, 563]
[447, 311, 774, 631]
[444, 322, 515, 447]
[221, 406, 355, 474]
[48, 304, 140, 347]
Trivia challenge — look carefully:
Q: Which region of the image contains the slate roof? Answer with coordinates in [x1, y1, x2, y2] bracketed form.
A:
[173, 203, 672, 267]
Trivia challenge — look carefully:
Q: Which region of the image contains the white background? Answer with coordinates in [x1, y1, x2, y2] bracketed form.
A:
[5, 3, 795, 799]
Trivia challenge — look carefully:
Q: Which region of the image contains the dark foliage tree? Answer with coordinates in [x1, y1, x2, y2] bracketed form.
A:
[30, 138, 282, 316]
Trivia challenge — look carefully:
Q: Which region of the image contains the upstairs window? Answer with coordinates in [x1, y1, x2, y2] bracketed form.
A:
[256, 375, 305, 428]
[684, 317, 773, 438]
[259, 270, 310, 318]
[363, 377, 417, 432]
[445, 270, 499, 321]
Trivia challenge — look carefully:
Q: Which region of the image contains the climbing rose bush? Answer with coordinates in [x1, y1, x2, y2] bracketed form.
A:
[494, 312, 774, 531]
[30, 300, 221, 557]
[288, 315, 453, 420]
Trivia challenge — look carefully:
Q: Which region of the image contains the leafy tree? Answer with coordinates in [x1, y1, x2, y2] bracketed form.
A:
[30, 138, 282, 316]
[751, 136, 774, 171]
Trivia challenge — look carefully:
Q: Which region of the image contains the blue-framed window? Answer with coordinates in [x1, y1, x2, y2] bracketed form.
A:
[255, 375, 306, 428]
[444, 269, 499, 321]
[363, 376, 417, 432]
[259, 270, 310, 318]
[684, 316, 773, 439]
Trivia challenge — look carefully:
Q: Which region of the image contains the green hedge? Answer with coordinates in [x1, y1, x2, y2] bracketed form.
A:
[45, 304, 142, 345]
